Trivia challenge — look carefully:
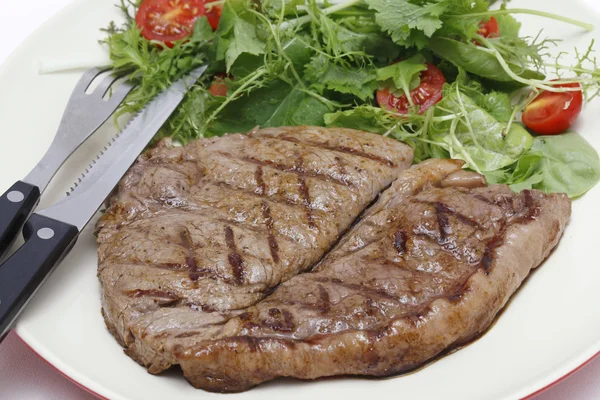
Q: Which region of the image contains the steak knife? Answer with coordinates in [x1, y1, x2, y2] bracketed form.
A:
[0, 65, 207, 341]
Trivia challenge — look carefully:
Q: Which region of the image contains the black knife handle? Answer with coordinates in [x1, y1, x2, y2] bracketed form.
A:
[0, 181, 41, 260]
[0, 213, 79, 342]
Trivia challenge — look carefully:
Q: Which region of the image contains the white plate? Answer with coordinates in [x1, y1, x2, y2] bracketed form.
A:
[1, 0, 600, 399]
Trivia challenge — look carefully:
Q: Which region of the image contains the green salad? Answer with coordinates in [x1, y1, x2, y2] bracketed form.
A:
[103, 0, 600, 198]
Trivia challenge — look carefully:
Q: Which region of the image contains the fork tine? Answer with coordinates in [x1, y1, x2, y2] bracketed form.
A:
[73, 67, 110, 94]
[92, 72, 124, 99]
[105, 80, 136, 107]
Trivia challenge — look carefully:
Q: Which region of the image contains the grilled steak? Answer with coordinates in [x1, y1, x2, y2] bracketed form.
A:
[97, 126, 413, 374]
[174, 159, 571, 392]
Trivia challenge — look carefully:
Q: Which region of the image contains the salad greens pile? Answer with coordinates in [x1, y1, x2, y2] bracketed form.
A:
[103, 0, 600, 198]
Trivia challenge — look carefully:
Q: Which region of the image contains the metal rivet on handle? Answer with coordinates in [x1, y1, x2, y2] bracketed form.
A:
[7, 191, 24, 203]
[37, 228, 55, 240]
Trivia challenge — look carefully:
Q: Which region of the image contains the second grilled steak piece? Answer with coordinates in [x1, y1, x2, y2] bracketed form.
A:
[97, 126, 413, 374]
[176, 159, 572, 392]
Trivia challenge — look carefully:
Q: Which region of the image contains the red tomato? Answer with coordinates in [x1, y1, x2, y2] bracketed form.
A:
[136, 0, 221, 47]
[522, 81, 583, 135]
[209, 73, 228, 97]
[478, 16, 500, 38]
[376, 63, 446, 115]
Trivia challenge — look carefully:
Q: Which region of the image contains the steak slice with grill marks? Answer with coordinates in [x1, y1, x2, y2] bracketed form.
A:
[174, 158, 571, 392]
[96, 126, 413, 374]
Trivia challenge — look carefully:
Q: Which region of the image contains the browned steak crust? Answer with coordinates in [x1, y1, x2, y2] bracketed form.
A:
[174, 159, 571, 392]
[96, 126, 413, 374]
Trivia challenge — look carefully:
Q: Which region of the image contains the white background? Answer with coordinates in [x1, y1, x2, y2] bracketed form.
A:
[0, 1, 599, 399]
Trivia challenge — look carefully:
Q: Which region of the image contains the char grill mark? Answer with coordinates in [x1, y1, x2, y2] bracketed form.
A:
[481, 234, 505, 275]
[254, 166, 266, 195]
[261, 203, 280, 263]
[317, 285, 331, 314]
[179, 228, 201, 282]
[262, 308, 296, 332]
[218, 152, 352, 187]
[393, 231, 407, 255]
[295, 156, 315, 229]
[126, 289, 181, 306]
[225, 226, 245, 285]
[518, 190, 541, 222]
[211, 180, 309, 211]
[434, 202, 452, 240]
[259, 133, 397, 167]
[310, 276, 403, 303]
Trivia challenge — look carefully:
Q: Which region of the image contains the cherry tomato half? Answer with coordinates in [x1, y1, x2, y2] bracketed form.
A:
[376, 63, 446, 115]
[522, 81, 583, 135]
[136, 0, 221, 47]
[478, 16, 500, 39]
[209, 73, 229, 97]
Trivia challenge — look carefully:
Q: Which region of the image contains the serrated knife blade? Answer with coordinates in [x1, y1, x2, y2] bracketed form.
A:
[40, 65, 207, 229]
[0, 65, 207, 341]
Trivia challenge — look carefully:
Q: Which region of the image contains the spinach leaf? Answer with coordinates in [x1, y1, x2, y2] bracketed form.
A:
[282, 35, 315, 71]
[336, 27, 401, 64]
[529, 133, 600, 198]
[376, 54, 427, 100]
[487, 133, 600, 197]
[214, 0, 266, 71]
[209, 80, 331, 134]
[429, 37, 544, 83]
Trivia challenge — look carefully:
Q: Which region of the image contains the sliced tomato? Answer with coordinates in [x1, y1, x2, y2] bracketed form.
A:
[205, 3, 222, 30]
[136, 0, 221, 47]
[522, 81, 583, 135]
[478, 16, 500, 39]
[376, 63, 446, 115]
[209, 73, 229, 97]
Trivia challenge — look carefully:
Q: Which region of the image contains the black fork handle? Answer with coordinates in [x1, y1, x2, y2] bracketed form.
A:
[0, 213, 79, 342]
[0, 181, 40, 261]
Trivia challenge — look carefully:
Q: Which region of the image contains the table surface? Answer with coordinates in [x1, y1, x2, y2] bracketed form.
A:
[1, 1, 599, 399]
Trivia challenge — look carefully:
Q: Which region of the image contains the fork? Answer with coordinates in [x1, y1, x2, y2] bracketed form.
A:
[0, 67, 135, 260]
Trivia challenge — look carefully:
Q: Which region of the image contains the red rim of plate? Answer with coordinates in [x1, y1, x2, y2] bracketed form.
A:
[12, 330, 600, 400]
[14, 331, 108, 400]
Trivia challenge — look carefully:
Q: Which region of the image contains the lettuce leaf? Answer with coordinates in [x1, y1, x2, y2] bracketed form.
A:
[431, 86, 532, 171]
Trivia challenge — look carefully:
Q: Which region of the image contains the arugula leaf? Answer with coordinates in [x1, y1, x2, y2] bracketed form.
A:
[261, 0, 305, 17]
[214, 0, 267, 71]
[376, 54, 427, 103]
[437, 0, 489, 41]
[529, 133, 600, 198]
[305, 55, 378, 101]
[102, 16, 216, 143]
[365, 0, 448, 48]
[495, 14, 521, 38]
[324, 105, 392, 133]
[506, 152, 545, 193]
